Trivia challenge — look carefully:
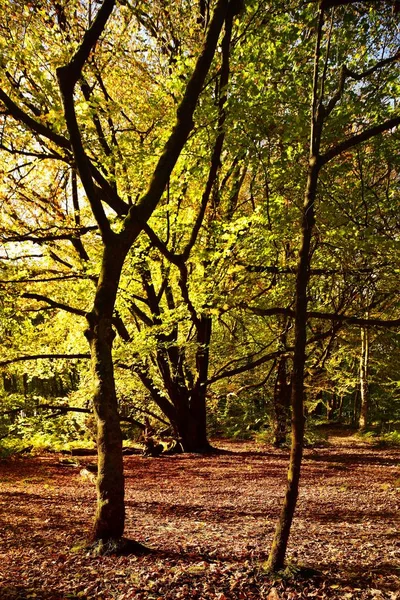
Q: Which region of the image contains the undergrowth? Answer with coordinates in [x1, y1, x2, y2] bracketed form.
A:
[357, 429, 400, 447]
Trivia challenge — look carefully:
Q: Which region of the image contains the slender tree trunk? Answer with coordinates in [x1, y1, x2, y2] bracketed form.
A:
[338, 394, 344, 423]
[327, 392, 337, 421]
[266, 4, 327, 569]
[358, 325, 369, 431]
[273, 356, 291, 447]
[267, 159, 320, 571]
[352, 388, 360, 427]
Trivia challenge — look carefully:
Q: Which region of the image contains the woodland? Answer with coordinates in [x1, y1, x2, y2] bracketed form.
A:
[0, 0, 399, 597]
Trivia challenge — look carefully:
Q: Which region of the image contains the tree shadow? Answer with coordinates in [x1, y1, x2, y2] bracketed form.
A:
[325, 560, 400, 592]
[0, 585, 82, 600]
[304, 451, 400, 467]
[125, 498, 276, 523]
[301, 505, 398, 524]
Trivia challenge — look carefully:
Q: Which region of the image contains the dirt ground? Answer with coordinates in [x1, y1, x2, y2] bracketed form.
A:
[0, 436, 399, 599]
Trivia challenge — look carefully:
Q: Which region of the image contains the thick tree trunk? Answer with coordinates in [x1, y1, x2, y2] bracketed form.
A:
[175, 392, 211, 452]
[85, 246, 126, 543]
[358, 326, 369, 431]
[186, 314, 212, 452]
[86, 317, 124, 541]
[267, 158, 319, 571]
[170, 316, 212, 453]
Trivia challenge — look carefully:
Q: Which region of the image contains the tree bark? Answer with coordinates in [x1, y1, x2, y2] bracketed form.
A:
[266, 158, 320, 572]
[175, 399, 211, 452]
[273, 356, 291, 447]
[84, 245, 126, 542]
[358, 325, 369, 430]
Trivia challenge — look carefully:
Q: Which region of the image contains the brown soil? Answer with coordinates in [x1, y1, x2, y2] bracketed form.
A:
[0, 437, 399, 599]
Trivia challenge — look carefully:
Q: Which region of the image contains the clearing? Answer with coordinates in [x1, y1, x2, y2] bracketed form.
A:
[0, 436, 399, 599]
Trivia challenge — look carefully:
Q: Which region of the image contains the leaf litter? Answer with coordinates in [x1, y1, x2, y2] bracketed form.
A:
[0, 437, 399, 599]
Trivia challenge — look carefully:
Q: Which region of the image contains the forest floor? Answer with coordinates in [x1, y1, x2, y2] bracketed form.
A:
[0, 433, 399, 600]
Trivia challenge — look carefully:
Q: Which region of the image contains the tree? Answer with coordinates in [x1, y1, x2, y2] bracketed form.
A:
[266, 1, 400, 571]
[0, 0, 239, 546]
[1, 0, 399, 565]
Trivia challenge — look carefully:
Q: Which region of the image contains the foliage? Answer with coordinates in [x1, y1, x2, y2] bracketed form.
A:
[0, 0, 398, 448]
[255, 422, 329, 449]
[0, 401, 92, 455]
[356, 427, 400, 448]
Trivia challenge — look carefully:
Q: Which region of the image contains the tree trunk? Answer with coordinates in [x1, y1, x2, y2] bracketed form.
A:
[273, 356, 291, 447]
[187, 314, 212, 452]
[85, 246, 126, 543]
[338, 394, 344, 423]
[358, 325, 369, 431]
[327, 392, 337, 421]
[86, 317, 124, 541]
[172, 315, 212, 453]
[176, 391, 211, 452]
[267, 158, 319, 571]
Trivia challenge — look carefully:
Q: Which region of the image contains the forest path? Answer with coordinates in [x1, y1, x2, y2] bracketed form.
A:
[320, 425, 373, 447]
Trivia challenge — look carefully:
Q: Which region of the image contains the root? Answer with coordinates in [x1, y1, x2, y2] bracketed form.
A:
[87, 538, 152, 557]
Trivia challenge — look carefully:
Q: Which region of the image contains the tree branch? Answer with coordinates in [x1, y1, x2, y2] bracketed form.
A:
[180, 0, 236, 260]
[22, 293, 87, 317]
[325, 49, 400, 117]
[1, 226, 97, 244]
[1, 404, 146, 431]
[0, 354, 90, 367]
[248, 305, 400, 328]
[0, 86, 128, 217]
[67, 0, 116, 84]
[0, 88, 70, 150]
[207, 350, 289, 385]
[240, 263, 375, 276]
[122, 0, 232, 241]
[56, 0, 117, 242]
[22, 293, 131, 339]
[321, 116, 400, 165]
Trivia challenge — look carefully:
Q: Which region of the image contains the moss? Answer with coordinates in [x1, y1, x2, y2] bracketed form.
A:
[87, 537, 152, 556]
